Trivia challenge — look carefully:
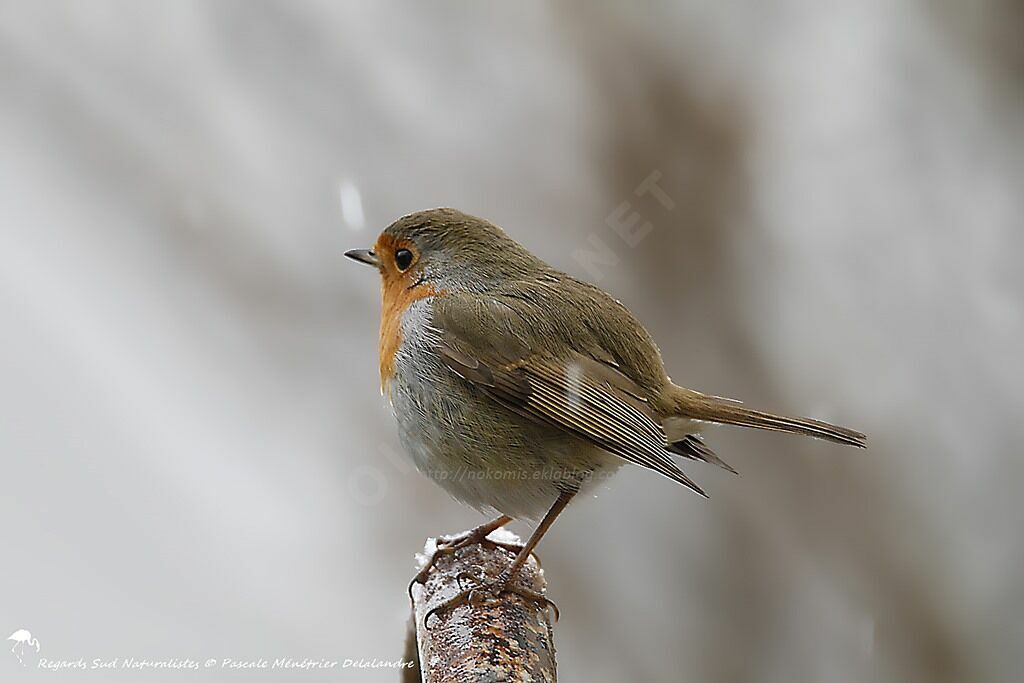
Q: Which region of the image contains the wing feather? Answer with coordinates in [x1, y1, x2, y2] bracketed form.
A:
[436, 326, 707, 497]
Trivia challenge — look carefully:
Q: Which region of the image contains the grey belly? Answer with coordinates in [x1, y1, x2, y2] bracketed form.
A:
[387, 354, 620, 520]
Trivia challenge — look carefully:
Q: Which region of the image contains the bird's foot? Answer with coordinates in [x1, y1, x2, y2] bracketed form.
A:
[423, 570, 559, 628]
[408, 524, 536, 600]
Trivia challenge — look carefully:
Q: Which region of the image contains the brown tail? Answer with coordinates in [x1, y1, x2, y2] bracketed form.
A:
[669, 387, 866, 448]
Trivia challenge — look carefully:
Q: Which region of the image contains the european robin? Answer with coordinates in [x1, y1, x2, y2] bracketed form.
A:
[346, 208, 865, 618]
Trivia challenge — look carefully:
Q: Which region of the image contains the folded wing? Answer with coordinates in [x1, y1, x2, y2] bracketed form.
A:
[432, 296, 709, 496]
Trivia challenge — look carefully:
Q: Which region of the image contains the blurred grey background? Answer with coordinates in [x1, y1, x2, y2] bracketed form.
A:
[2, 2, 1022, 681]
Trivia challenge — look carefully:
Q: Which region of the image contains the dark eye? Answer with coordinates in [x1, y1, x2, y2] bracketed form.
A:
[394, 248, 414, 271]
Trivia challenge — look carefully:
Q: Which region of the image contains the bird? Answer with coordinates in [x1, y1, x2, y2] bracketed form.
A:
[345, 208, 865, 620]
[8, 629, 39, 664]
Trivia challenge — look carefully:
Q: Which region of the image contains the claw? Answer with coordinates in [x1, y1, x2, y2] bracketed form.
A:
[408, 543, 460, 600]
[495, 582, 559, 623]
[423, 579, 558, 628]
[408, 518, 531, 602]
[454, 570, 482, 592]
[478, 539, 542, 568]
[424, 591, 469, 627]
[410, 536, 541, 602]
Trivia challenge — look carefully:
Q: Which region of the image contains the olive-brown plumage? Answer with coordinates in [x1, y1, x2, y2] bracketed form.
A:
[346, 207, 865, 614]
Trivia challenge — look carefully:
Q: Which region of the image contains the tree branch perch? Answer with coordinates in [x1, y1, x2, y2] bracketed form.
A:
[407, 529, 557, 682]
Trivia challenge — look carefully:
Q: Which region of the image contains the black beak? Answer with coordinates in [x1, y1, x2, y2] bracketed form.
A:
[344, 249, 380, 268]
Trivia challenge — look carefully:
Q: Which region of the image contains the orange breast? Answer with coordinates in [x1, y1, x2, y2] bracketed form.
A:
[379, 279, 443, 392]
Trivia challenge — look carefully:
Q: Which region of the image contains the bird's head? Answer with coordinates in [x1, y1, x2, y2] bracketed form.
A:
[345, 208, 545, 295]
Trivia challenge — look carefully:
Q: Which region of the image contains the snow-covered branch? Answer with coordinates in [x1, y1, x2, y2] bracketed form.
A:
[406, 529, 557, 682]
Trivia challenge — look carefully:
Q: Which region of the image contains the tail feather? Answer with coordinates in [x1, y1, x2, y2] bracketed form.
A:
[668, 434, 738, 474]
[670, 388, 866, 448]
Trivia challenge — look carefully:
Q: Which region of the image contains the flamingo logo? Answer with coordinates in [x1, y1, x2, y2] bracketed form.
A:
[7, 629, 40, 665]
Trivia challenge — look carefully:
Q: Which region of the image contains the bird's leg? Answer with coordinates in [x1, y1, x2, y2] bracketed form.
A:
[409, 514, 513, 598]
[439, 514, 525, 555]
[425, 489, 576, 626]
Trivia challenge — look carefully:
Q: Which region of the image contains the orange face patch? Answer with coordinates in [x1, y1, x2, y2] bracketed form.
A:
[374, 233, 444, 391]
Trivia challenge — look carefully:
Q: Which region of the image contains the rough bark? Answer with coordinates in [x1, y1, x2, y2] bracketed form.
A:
[407, 530, 557, 682]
